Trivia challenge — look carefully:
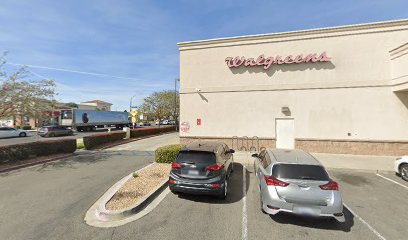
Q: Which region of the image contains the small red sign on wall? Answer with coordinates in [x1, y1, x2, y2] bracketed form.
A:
[196, 118, 201, 126]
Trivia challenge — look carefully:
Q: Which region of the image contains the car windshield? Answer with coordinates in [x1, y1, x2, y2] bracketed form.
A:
[272, 164, 329, 181]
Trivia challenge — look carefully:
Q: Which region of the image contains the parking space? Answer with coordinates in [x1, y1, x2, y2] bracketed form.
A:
[329, 169, 408, 240]
[246, 167, 380, 240]
[112, 162, 247, 240]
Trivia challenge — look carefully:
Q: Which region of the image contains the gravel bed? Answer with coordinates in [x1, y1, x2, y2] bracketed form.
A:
[106, 163, 171, 210]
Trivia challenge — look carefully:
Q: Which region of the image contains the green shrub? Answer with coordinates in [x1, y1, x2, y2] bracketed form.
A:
[83, 131, 126, 150]
[0, 139, 77, 163]
[77, 142, 85, 149]
[22, 125, 32, 130]
[155, 144, 185, 163]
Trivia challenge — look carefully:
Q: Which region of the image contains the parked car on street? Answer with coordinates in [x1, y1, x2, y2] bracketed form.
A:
[161, 120, 169, 125]
[169, 141, 235, 198]
[38, 126, 73, 137]
[395, 156, 408, 181]
[0, 127, 27, 138]
[253, 149, 345, 222]
[139, 121, 151, 126]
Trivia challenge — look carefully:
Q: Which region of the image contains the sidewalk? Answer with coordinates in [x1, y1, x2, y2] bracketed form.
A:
[233, 151, 397, 172]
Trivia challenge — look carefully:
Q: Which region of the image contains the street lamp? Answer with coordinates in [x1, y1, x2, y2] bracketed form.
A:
[174, 78, 180, 131]
[129, 94, 137, 112]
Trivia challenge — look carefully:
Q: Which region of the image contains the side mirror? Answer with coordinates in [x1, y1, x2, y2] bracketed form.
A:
[251, 153, 259, 158]
[229, 149, 235, 154]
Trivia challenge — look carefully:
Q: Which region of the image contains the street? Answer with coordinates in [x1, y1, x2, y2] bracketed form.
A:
[1, 133, 407, 240]
[0, 126, 164, 146]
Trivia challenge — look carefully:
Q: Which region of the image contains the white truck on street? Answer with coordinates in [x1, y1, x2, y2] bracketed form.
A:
[59, 109, 129, 131]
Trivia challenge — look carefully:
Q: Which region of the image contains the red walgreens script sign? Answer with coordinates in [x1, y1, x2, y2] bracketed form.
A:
[225, 52, 331, 70]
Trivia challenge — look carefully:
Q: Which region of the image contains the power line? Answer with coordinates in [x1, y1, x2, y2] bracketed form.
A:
[6, 62, 145, 81]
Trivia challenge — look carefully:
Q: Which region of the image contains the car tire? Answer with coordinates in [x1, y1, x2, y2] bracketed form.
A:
[68, 131, 73, 136]
[400, 164, 408, 181]
[19, 132, 26, 137]
[218, 180, 228, 199]
[49, 133, 55, 137]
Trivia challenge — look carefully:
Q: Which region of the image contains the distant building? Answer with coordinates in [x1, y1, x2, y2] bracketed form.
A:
[80, 100, 112, 111]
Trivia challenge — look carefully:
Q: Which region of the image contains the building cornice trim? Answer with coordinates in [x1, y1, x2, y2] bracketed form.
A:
[178, 19, 408, 51]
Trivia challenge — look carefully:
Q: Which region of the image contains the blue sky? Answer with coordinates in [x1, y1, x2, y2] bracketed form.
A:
[1, 0, 407, 111]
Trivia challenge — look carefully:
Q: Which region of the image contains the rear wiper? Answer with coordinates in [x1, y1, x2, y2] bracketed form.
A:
[300, 176, 317, 180]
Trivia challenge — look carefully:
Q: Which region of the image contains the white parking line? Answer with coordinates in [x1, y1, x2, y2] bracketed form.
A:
[376, 173, 408, 190]
[344, 203, 386, 240]
[242, 164, 248, 240]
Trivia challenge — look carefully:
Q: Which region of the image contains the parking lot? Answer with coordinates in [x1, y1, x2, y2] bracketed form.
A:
[0, 134, 407, 240]
[136, 158, 408, 240]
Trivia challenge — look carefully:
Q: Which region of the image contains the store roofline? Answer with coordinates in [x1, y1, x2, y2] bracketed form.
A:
[178, 18, 408, 49]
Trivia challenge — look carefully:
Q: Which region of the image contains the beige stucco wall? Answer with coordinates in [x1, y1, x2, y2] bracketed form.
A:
[178, 20, 408, 143]
[391, 43, 408, 91]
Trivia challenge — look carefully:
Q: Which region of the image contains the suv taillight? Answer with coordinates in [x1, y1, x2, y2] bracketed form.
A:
[171, 162, 182, 169]
[206, 163, 224, 171]
[319, 180, 339, 191]
[264, 176, 289, 187]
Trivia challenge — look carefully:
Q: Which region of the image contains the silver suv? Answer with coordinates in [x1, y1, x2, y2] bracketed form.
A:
[253, 149, 344, 222]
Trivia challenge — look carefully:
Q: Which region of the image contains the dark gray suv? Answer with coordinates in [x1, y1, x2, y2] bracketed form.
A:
[169, 141, 234, 199]
[38, 126, 73, 137]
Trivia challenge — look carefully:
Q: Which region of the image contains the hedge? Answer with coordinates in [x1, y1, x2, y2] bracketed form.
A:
[82, 126, 177, 150]
[83, 131, 126, 150]
[0, 139, 77, 163]
[155, 144, 185, 163]
[130, 126, 176, 138]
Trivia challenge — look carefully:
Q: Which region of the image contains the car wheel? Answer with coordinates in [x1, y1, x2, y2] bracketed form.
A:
[68, 131, 73, 136]
[400, 164, 408, 181]
[19, 132, 27, 137]
[49, 133, 55, 137]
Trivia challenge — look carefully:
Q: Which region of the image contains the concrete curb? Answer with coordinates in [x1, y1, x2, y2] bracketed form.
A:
[0, 153, 75, 174]
[84, 162, 170, 228]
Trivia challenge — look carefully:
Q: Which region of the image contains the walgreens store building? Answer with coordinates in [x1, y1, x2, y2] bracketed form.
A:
[178, 19, 408, 156]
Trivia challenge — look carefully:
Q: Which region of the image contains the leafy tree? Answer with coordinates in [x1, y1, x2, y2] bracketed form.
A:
[65, 102, 78, 108]
[139, 90, 179, 124]
[0, 54, 56, 126]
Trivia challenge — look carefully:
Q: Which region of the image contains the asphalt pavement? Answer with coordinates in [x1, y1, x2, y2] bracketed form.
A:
[1, 133, 407, 240]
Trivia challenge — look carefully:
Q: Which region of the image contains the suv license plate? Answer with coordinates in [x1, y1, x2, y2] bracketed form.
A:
[188, 170, 199, 176]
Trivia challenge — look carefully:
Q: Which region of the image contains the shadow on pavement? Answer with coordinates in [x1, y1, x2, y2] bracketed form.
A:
[269, 205, 354, 232]
[33, 150, 155, 172]
[175, 162, 250, 204]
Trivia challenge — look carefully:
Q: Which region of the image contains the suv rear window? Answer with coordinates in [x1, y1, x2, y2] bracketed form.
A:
[272, 164, 329, 181]
[176, 151, 216, 165]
